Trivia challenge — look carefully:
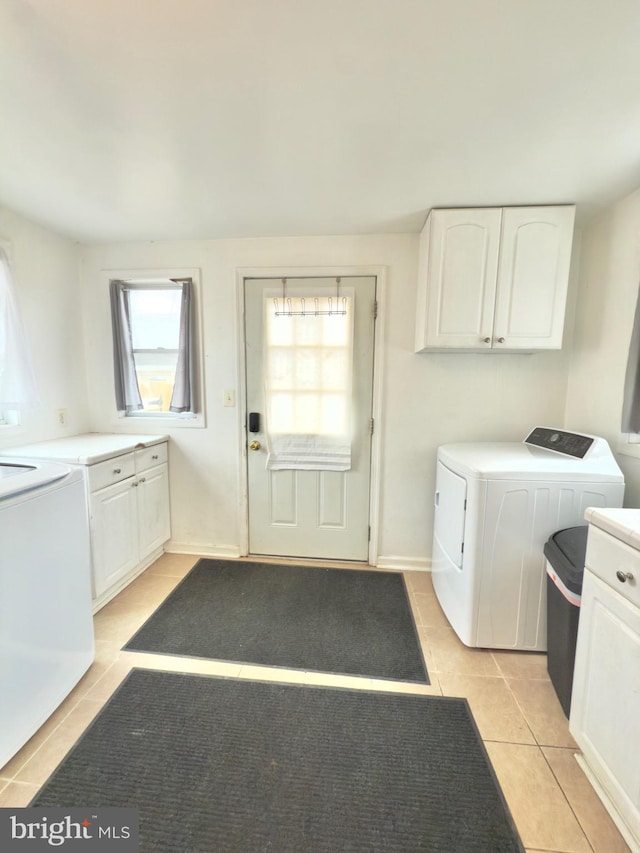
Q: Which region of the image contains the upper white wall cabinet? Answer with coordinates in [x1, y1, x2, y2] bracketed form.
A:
[414, 205, 576, 352]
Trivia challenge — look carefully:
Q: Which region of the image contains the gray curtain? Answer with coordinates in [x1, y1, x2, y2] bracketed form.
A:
[170, 280, 196, 413]
[110, 280, 143, 413]
[622, 285, 640, 432]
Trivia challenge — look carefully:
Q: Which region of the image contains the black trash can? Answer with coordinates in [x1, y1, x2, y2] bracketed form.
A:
[543, 525, 588, 719]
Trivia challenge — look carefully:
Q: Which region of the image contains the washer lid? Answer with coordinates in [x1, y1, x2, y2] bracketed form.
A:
[438, 429, 624, 482]
[0, 459, 72, 501]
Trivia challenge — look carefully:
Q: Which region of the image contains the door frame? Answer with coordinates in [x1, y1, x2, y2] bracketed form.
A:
[234, 265, 386, 565]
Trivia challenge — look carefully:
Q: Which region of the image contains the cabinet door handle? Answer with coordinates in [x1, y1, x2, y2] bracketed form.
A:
[152, 454, 159, 460]
[138, 477, 146, 483]
[132, 481, 139, 488]
[616, 570, 634, 583]
[496, 337, 506, 344]
[113, 468, 122, 474]
[482, 337, 491, 344]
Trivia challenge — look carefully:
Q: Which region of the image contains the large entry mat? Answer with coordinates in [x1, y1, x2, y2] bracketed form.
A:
[124, 559, 429, 683]
[32, 670, 524, 853]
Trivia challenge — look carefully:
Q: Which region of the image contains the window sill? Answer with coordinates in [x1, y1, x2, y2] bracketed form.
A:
[113, 412, 205, 429]
[0, 424, 24, 440]
[617, 433, 640, 459]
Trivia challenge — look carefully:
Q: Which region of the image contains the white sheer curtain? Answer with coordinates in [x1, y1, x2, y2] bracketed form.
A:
[0, 248, 39, 410]
[264, 293, 354, 471]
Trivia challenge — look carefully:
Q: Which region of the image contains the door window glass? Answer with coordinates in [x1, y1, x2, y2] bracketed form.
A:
[264, 296, 353, 437]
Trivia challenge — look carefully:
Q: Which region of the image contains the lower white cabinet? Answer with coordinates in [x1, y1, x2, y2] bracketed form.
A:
[570, 523, 640, 852]
[136, 462, 171, 561]
[90, 476, 139, 597]
[89, 442, 171, 608]
[0, 433, 171, 612]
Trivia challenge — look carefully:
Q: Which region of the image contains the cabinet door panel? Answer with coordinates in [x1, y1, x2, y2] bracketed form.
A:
[137, 464, 171, 561]
[90, 478, 138, 598]
[571, 570, 640, 845]
[494, 206, 575, 349]
[425, 208, 501, 348]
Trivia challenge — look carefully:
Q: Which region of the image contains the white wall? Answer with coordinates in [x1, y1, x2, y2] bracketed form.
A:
[0, 206, 90, 448]
[565, 185, 640, 507]
[80, 233, 574, 567]
[0, 205, 578, 565]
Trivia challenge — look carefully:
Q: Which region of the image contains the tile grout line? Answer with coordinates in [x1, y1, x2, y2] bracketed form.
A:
[0, 675, 104, 783]
[500, 669, 541, 746]
[500, 669, 597, 853]
[539, 747, 598, 853]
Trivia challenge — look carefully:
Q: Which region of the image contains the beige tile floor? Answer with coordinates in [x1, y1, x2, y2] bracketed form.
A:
[0, 553, 631, 853]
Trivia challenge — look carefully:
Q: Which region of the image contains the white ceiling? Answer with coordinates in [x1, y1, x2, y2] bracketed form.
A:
[1, 0, 640, 243]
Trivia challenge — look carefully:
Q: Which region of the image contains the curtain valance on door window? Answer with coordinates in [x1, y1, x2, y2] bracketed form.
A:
[263, 292, 354, 471]
[0, 248, 40, 410]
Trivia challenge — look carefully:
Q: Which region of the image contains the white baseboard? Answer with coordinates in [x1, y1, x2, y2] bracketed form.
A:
[166, 544, 431, 572]
[165, 542, 241, 560]
[376, 555, 431, 572]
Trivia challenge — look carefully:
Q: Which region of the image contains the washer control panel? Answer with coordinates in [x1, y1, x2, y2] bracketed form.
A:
[524, 427, 594, 458]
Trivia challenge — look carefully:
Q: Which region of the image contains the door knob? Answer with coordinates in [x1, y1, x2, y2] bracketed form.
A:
[249, 440, 261, 451]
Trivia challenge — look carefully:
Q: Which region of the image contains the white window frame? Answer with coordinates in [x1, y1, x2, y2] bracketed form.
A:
[617, 432, 640, 458]
[105, 268, 205, 429]
[0, 239, 26, 436]
[0, 409, 21, 428]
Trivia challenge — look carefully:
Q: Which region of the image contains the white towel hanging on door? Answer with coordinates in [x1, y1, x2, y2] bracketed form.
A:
[266, 432, 352, 471]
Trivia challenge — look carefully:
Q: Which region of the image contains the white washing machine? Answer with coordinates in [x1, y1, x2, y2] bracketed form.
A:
[0, 459, 94, 767]
[431, 427, 625, 651]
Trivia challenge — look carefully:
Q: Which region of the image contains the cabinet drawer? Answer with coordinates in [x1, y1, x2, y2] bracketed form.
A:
[87, 453, 135, 493]
[586, 525, 640, 609]
[135, 442, 168, 473]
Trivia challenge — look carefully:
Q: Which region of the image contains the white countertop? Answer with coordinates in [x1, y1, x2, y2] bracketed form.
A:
[0, 433, 168, 465]
[584, 506, 640, 550]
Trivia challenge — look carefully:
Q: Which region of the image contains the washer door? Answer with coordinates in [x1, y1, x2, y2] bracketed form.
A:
[434, 461, 467, 570]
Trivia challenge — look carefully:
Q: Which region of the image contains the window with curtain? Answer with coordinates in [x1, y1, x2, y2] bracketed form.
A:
[0, 246, 39, 419]
[622, 283, 640, 437]
[264, 293, 354, 471]
[110, 278, 197, 416]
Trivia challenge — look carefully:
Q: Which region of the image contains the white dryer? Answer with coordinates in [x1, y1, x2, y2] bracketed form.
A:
[431, 427, 625, 651]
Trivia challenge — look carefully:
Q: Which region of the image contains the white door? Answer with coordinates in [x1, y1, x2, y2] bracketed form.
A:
[245, 276, 376, 561]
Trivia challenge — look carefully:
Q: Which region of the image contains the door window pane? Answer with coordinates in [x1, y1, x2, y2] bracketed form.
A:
[264, 296, 353, 437]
